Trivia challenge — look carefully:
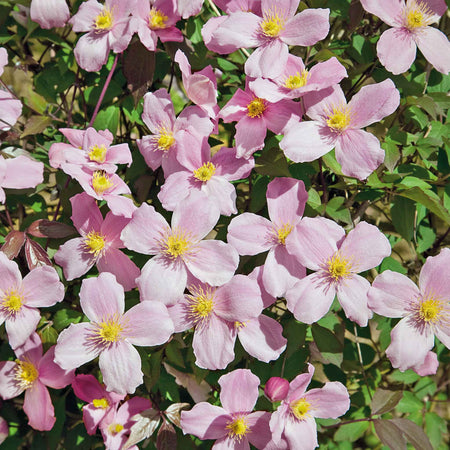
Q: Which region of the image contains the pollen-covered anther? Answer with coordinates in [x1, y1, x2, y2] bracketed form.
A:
[247, 98, 266, 118]
[14, 359, 38, 390]
[276, 223, 294, 245]
[108, 423, 124, 435]
[92, 170, 113, 196]
[156, 127, 175, 151]
[93, 397, 109, 409]
[226, 415, 250, 441]
[149, 8, 168, 29]
[260, 8, 285, 37]
[94, 8, 114, 32]
[418, 296, 443, 323]
[284, 70, 309, 89]
[187, 286, 215, 323]
[290, 398, 311, 421]
[160, 228, 193, 260]
[326, 104, 352, 133]
[404, 0, 434, 30]
[193, 162, 216, 182]
[84, 231, 106, 257]
[88, 144, 107, 163]
[2, 290, 24, 315]
[91, 314, 125, 346]
[327, 253, 352, 281]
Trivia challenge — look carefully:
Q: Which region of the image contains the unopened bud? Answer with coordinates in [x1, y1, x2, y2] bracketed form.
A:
[264, 377, 289, 402]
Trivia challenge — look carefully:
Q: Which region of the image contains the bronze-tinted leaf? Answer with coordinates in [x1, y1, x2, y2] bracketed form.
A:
[156, 421, 177, 450]
[24, 238, 52, 270]
[391, 418, 433, 450]
[1, 230, 26, 259]
[373, 419, 407, 450]
[371, 389, 403, 415]
[124, 408, 160, 450]
[123, 41, 155, 99]
[27, 219, 76, 239]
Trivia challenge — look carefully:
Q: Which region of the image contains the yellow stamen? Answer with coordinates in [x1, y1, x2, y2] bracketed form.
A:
[326, 104, 352, 133]
[327, 253, 352, 281]
[247, 98, 266, 118]
[2, 290, 23, 314]
[260, 9, 285, 37]
[94, 8, 114, 32]
[93, 315, 124, 345]
[92, 170, 113, 196]
[276, 223, 294, 245]
[193, 162, 216, 182]
[84, 231, 106, 257]
[149, 8, 168, 29]
[88, 144, 108, 163]
[226, 416, 249, 441]
[108, 423, 124, 435]
[290, 398, 311, 420]
[93, 398, 109, 409]
[234, 321, 247, 329]
[404, 0, 434, 30]
[284, 70, 309, 89]
[161, 229, 192, 259]
[419, 297, 443, 323]
[156, 128, 175, 151]
[187, 286, 215, 323]
[14, 359, 38, 390]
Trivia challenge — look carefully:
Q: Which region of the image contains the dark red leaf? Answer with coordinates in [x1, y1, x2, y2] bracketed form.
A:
[391, 418, 433, 450]
[156, 420, 177, 450]
[1, 230, 26, 259]
[27, 219, 76, 239]
[25, 238, 52, 270]
[373, 419, 407, 450]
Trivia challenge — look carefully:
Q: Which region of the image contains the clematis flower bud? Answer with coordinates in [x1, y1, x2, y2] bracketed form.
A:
[264, 377, 289, 402]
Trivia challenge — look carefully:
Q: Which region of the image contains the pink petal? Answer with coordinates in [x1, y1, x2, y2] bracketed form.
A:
[24, 381, 55, 431]
[193, 315, 235, 370]
[335, 129, 385, 180]
[123, 301, 173, 346]
[376, 28, 416, 75]
[180, 403, 229, 440]
[359, 0, 403, 27]
[386, 318, 435, 371]
[15, 332, 42, 363]
[38, 346, 74, 389]
[0, 92, 21, 132]
[245, 40, 289, 79]
[235, 115, 267, 158]
[158, 171, 194, 211]
[80, 273, 124, 322]
[54, 237, 95, 281]
[167, 300, 195, 333]
[238, 315, 287, 362]
[337, 274, 372, 326]
[0, 361, 24, 399]
[72, 374, 107, 403]
[248, 265, 276, 308]
[202, 16, 238, 54]
[305, 382, 350, 419]
[219, 88, 250, 123]
[247, 411, 274, 449]
[338, 221, 391, 272]
[349, 79, 400, 129]
[177, 106, 214, 137]
[212, 147, 254, 181]
[104, 194, 136, 219]
[22, 265, 64, 307]
[284, 416, 318, 450]
[304, 84, 347, 121]
[282, 8, 330, 46]
[70, 193, 103, 235]
[99, 341, 143, 395]
[285, 273, 335, 324]
[219, 368, 260, 413]
[265, 99, 302, 135]
[203, 176, 237, 216]
[99, 211, 130, 247]
[227, 213, 273, 255]
[69, 0, 102, 32]
[186, 240, 239, 287]
[0, 252, 22, 292]
[304, 57, 348, 94]
[97, 248, 140, 292]
[412, 351, 439, 376]
[2, 156, 43, 189]
[368, 271, 419, 317]
[5, 306, 41, 349]
[74, 32, 110, 72]
[419, 248, 450, 301]
[137, 256, 187, 305]
[142, 88, 175, 133]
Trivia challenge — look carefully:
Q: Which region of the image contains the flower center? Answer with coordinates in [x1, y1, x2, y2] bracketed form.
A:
[226, 416, 249, 441]
[276, 223, 294, 245]
[92, 170, 113, 196]
[234, 321, 247, 330]
[157, 129, 175, 151]
[88, 144, 107, 163]
[2, 290, 24, 314]
[93, 398, 109, 409]
[84, 231, 106, 257]
[92, 315, 125, 346]
[94, 8, 114, 33]
[193, 162, 216, 182]
[284, 70, 309, 89]
[260, 9, 285, 37]
[14, 359, 38, 390]
[419, 297, 443, 323]
[290, 398, 311, 420]
[108, 423, 124, 435]
[149, 8, 168, 29]
[247, 98, 266, 118]
[404, 1, 433, 30]
[187, 286, 215, 323]
[327, 253, 352, 281]
[326, 104, 352, 133]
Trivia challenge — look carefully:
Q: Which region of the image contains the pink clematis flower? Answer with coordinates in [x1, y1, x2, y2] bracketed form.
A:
[360, 0, 450, 74]
[280, 79, 400, 179]
[54, 272, 174, 395]
[219, 81, 302, 158]
[0, 333, 75, 431]
[158, 138, 254, 216]
[270, 363, 350, 449]
[285, 218, 391, 326]
[228, 177, 307, 297]
[72, 374, 125, 435]
[412, 351, 439, 376]
[207, 1, 330, 78]
[131, 0, 183, 52]
[70, 0, 135, 72]
[368, 248, 450, 371]
[249, 54, 348, 102]
[168, 275, 263, 369]
[121, 191, 239, 305]
[99, 396, 151, 450]
[137, 88, 213, 177]
[30, 0, 70, 29]
[0, 252, 64, 349]
[0, 155, 44, 203]
[54, 193, 140, 291]
[49, 127, 132, 173]
[177, 0, 204, 18]
[181, 369, 273, 449]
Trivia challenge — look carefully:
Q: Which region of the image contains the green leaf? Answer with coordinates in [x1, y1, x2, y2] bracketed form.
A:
[53, 309, 83, 332]
[326, 197, 352, 224]
[379, 257, 407, 274]
[93, 105, 120, 134]
[396, 391, 423, 414]
[255, 149, 291, 177]
[312, 323, 343, 354]
[334, 420, 370, 442]
[425, 412, 447, 449]
[391, 196, 415, 241]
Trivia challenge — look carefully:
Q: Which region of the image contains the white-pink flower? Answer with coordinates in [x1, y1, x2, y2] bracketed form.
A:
[54, 272, 174, 395]
[360, 0, 450, 74]
[30, 0, 70, 29]
[285, 218, 391, 326]
[280, 79, 400, 179]
[368, 247, 450, 371]
[0, 252, 64, 349]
